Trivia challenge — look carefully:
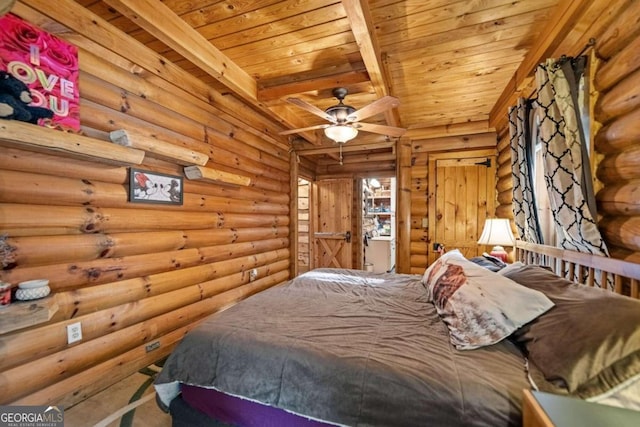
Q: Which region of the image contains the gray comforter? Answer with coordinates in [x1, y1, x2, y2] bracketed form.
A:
[155, 268, 535, 426]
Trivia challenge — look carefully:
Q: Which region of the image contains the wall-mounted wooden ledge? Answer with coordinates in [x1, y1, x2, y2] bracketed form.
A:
[0, 120, 145, 165]
[110, 129, 209, 166]
[184, 165, 251, 186]
[0, 296, 58, 335]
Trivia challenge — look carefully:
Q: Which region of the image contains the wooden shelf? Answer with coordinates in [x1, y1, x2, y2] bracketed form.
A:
[110, 129, 209, 166]
[0, 120, 145, 165]
[0, 296, 59, 334]
[184, 165, 251, 186]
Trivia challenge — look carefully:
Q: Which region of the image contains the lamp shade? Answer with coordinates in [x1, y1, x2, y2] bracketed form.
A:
[477, 218, 515, 247]
[324, 125, 358, 143]
[478, 218, 515, 262]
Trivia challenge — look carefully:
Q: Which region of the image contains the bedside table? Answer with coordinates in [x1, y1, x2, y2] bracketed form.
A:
[522, 389, 640, 427]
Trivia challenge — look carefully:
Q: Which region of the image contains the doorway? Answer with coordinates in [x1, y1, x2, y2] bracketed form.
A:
[427, 150, 496, 265]
[312, 178, 354, 269]
[297, 178, 311, 274]
[363, 177, 396, 273]
[295, 176, 396, 274]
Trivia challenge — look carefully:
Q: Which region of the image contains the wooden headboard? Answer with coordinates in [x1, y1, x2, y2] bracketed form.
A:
[514, 241, 640, 300]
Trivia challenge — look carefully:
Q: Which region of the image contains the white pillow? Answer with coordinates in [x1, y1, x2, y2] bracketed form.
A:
[497, 261, 525, 275]
[421, 249, 465, 285]
[423, 254, 554, 350]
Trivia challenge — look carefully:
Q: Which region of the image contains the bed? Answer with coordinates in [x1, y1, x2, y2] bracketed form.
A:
[154, 242, 640, 426]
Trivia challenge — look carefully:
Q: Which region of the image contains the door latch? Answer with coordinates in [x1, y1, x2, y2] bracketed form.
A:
[345, 231, 351, 243]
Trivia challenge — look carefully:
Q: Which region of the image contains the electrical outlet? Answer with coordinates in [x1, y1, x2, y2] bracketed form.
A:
[249, 268, 258, 282]
[67, 322, 82, 344]
[145, 341, 160, 353]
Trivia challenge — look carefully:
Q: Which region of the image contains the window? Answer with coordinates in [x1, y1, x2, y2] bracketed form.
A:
[528, 54, 592, 247]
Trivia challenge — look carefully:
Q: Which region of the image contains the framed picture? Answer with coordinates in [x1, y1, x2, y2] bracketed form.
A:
[129, 168, 183, 205]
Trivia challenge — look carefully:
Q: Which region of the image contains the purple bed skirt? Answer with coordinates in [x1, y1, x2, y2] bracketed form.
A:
[181, 384, 336, 427]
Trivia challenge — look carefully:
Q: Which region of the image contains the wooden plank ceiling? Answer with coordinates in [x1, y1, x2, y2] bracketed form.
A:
[73, 0, 559, 161]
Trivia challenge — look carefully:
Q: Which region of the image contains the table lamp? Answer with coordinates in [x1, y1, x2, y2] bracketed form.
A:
[477, 218, 515, 262]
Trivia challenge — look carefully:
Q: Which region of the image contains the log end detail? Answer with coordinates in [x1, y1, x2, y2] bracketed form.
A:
[184, 165, 251, 187]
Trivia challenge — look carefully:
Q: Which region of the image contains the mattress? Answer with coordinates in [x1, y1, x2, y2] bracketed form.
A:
[155, 268, 540, 426]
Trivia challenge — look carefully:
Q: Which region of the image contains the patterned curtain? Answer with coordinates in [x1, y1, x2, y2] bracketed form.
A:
[535, 58, 609, 256]
[509, 98, 542, 243]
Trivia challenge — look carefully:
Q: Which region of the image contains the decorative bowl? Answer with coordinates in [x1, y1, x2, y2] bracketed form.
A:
[16, 279, 50, 300]
[18, 279, 49, 289]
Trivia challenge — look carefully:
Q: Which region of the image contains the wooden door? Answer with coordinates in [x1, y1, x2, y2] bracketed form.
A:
[428, 150, 496, 265]
[313, 178, 353, 269]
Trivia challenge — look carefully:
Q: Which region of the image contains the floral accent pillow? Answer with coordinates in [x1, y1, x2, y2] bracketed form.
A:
[423, 251, 554, 350]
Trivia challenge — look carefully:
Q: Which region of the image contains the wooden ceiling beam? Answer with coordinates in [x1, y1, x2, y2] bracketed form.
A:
[101, 0, 320, 145]
[341, 0, 401, 128]
[102, 0, 256, 103]
[316, 150, 396, 165]
[293, 139, 395, 156]
[406, 121, 493, 140]
[258, 71, 370, 102]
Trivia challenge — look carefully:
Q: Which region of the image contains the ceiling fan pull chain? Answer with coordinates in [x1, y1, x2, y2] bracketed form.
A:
[339, 143, 344, 165]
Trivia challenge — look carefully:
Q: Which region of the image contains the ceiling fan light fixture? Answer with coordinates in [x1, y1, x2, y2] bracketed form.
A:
[324, 125, 358, 143]
[325, 104, 356, 122]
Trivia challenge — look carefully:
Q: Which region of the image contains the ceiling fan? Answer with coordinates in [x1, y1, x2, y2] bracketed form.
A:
[279, 88, 406, 143]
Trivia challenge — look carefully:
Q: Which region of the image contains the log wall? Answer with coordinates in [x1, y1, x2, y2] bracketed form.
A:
[593, 1, 640, 261]
[493, 1, 640, 261]
[495, 128, 514, 221]
[0, 2, 290, 407]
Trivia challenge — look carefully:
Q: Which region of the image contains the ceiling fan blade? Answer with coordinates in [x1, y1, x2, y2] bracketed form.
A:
[347, 96, 400, 122]
[279, 123, 330, 135]
[286, 97, 336, 123]
[354, 122, 406, 137]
